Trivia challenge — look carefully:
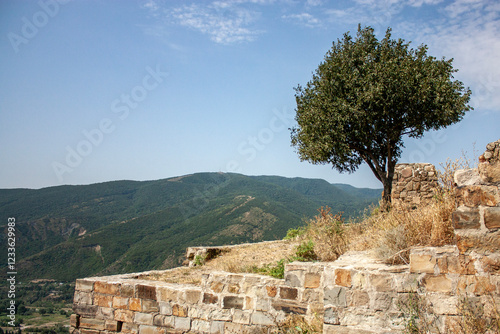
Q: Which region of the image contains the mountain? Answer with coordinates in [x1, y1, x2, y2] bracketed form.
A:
[0, 173, 381, 281]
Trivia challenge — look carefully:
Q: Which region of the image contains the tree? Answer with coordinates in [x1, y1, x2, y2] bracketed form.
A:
[291, 25, 472, 208]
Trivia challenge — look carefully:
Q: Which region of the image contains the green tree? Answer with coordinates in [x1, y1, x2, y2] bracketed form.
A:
[291, 25, 472, 208]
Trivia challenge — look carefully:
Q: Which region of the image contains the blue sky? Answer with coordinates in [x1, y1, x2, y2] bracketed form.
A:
[1, 0, 499, 189]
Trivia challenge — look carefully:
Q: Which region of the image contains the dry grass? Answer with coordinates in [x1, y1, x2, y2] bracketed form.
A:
[348, 189, 456, 264]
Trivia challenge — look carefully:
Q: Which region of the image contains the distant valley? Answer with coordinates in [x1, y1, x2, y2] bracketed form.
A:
[0, 173, 381, 282]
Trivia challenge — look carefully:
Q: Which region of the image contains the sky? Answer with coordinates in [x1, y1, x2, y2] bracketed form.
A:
[0, 0, 499, 190]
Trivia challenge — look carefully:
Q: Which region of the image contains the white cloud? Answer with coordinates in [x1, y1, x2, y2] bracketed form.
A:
[165, 2, 266, 44]
[282, 12, 322, 28]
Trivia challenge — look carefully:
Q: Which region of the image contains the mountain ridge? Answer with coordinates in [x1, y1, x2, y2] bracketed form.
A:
[0, 172, 381, 281]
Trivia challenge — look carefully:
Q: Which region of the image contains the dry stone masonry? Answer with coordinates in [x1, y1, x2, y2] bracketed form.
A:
[391, 163, 439, 206]
[72, 139, 500, 333]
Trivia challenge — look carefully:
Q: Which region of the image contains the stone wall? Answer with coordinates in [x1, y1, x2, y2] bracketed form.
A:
[72, 139, 500, 334]
[391, 163, 439, 206]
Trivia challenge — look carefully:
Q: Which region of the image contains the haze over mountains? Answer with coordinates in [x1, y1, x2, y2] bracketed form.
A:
[0, 173, 381, 281]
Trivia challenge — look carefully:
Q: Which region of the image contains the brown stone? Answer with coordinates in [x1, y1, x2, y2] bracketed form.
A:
[105, 320, 119, 331]
[279, 287, 298, 300]
[203, 293, 218, 304]
[114, 309, 134, 323]
[271, 300, 307, 314]
[94, 281, 120, 295]
[112, 296, 129, 310]
[157, 287, 179, 302]
[423, 274, 452, 293]
[172, 304, 188, 317]
[223, 296, 244, 309]
[142, 299, 159, 312]
[452, 207, 480, 229]
[370, 274, 393, 292]
[129, 297, 141, 311]
[137, 284, 156, 300]
[120, 283, 135, 297]
[266, 286, 277, 297]
[334, 269, 352, 287]
[211, 282, 224, 293]
[79, 318, 105, 330]
[479, 160, 500, 183]
[350, 290, 369, 307]
[484, 207, 500, 229]
[93, 294, 113, 308]
[80, 329, 100, 334]
[304, 273, 321, 288]
[185, 290, 201, 304]
[456, 185, 500, 207]
[401, 167, 413, 178]
[72, 304, 98, 317]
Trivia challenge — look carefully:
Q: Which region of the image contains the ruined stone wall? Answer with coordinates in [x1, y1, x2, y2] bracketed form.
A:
[391, 163, 439, 206]
[72, 139, 500, 334]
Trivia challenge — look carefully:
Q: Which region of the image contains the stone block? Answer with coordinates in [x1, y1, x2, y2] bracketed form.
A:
[94, 281, 120, 295]
[458, 275, 496, 295]
[349, 290, 369, 307]
[484, 207, 500, 229]
[266, 286, 277, 297]
[79, 318, 105, 330]
[456, 185, 500, 207]
[129, 297, 141, 311]
[80, 329, 100, 334]
[135, 312, 154, 325]
[285, 272, 302, 287]
[105, 320, 119, 331]
[324, 307, 340, 325]
[159, 302, 173, 315]
[93, 294, 113, 308]
[324, 287, 347, 307]
[423, 274, 452, 293]
[192, 319, 211, 333]
[142, 299, 159, 312]
[121, 322, 139, 334]
[233, 309, 251, 324]
[72, 304, 98, 317]
[185, 289, 201, 304]
[371, 292, 393, 311]
[227, 284, 240, 294]
[74, 291, 92, 305]
[223, 296, 244, 309]
[454, 169, 482, 187]
[112, 296, 129, 310]
[479, 160, 500, 183]
[271, 300, 307, 314]
[279, 287, 298, 300]
[139, 325, 165, 334]
[211, 282, 224, 293]
[70, 314, 80, 327]
[251, 311, 275, 326]
[95, 306, 114, 320]
[452, 207, 480, 229]
[174, 316, 191, 331]
[426, 295, 458, 315]
[304, 273, 321, 288]
[410, 253, 436, 273]
[114, 309, 134, 323]
[137, 284, 157, 300]
[157, 286, 179, 302]
[210, 321, 225, 334]
[120, 283, 135, 297]
[172, 304, 188, 317]
[203, 293, 218, 304]
[76, 279, 94, 292]
[334, 269, 352, 287]
[370, 274, 393, 292]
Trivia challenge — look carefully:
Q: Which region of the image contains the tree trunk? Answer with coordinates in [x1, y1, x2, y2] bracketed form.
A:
[381, 177, 393, 211]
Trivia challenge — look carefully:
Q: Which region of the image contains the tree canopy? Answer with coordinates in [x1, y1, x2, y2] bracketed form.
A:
[291, 25, 472, 207]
